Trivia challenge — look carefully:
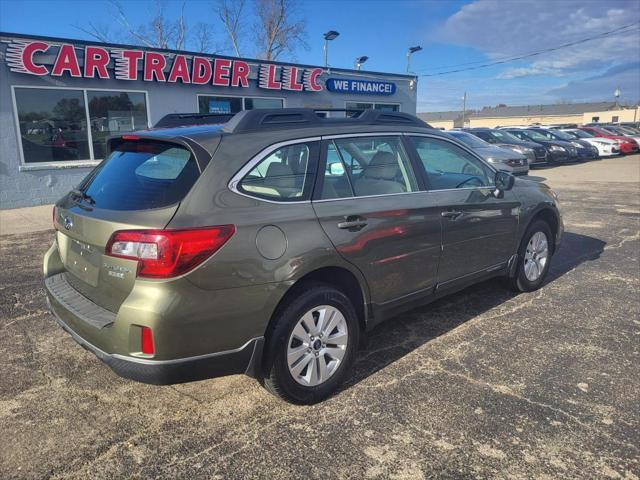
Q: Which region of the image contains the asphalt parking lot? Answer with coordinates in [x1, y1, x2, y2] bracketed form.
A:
[1, 155, 639, 480]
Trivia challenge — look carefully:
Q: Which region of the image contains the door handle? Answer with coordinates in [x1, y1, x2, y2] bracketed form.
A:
[337, 215, 368, 230]
[441, 210, 463, 220]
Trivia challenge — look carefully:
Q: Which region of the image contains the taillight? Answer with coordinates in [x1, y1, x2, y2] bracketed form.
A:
[52, 206, 57, 229]
[105, 226, 235, 278]
[141, 326, 154, 354]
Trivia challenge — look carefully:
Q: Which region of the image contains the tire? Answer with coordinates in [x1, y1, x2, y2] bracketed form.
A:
[509, 220, 553, 292]
[262, 283, 360, 404]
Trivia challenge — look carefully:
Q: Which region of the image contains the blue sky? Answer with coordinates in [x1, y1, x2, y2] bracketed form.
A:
[1, 0, 639, 112]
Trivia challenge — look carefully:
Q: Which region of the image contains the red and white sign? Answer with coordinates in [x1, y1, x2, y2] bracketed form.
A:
[5, 39, 324, 92]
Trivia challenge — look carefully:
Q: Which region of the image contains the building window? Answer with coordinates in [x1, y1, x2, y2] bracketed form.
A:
[244, 97, 284, 110]
[591, 116, 600, 123]
[198, 95, 243, 114]
[197, 95, 283, 113]
[374, 103, 400, 112]
[88, 91, 149, 159]
[13, 87, 149, 165]
[612, 115, 619, 123]
[345, 102, 400, 117]
[14, 87, 90, 163]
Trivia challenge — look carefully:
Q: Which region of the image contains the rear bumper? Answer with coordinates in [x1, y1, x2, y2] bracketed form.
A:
[47, 295, 264, 384]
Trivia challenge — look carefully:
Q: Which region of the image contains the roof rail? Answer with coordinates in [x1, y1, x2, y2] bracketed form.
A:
[222, 108, 432, 133]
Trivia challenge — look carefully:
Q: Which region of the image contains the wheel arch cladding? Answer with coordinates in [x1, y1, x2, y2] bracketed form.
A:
[527, 208, 559, 254]
[264, 266, 368, 343]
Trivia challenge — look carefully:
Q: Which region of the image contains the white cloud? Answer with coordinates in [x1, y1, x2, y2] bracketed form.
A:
[437, 0, 640, 78]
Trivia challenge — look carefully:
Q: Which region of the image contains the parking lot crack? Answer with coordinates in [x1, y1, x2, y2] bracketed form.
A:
[434, 365, 640, 453]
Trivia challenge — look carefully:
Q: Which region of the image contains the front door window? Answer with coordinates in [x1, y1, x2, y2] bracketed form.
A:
[409, 136, 493, 190]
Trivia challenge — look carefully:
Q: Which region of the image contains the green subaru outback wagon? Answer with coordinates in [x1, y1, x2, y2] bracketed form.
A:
[44, 109, 563, 404]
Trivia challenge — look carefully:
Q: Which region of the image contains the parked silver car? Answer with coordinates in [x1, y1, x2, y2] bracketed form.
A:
[447, 130, 529, 175]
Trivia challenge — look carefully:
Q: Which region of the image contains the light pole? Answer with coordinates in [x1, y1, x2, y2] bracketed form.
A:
[355, 56, 368, 71]
[406, 45, 422, 73]
[323, 31, 340, 68]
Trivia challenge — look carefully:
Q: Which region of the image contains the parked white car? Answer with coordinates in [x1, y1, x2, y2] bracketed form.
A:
[559, 129, 620, 157]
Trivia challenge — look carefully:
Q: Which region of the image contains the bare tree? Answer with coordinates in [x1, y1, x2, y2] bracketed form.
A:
[215, 0, 245, 57]
[252, 0, 307, 61]
[114, 0, 183, 49]
[77, 0, 193, 50]
[74, 20, 113, 43]
[194, 23, 214, 53]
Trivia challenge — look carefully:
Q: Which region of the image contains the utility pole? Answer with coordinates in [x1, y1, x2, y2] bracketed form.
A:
[462, 92, 467, 127]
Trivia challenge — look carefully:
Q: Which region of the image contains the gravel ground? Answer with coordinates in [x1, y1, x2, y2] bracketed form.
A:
[1, 156, 639, 479]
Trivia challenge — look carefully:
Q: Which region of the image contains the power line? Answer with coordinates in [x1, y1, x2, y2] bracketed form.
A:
[419, 21, 639, 72]
[417, 21, 640, 77]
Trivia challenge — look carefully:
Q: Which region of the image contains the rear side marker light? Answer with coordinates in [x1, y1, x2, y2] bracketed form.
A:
[105, 226, 235, 279]
[141, 326, 154, 355]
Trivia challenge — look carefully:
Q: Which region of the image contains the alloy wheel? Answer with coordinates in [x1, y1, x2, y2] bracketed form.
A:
[286, 305, 349, 386]
[524, 231, 549, 281]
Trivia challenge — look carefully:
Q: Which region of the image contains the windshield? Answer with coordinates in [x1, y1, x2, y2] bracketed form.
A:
[521, 130, 549, 141]
[548, 130, 574, 141]
[601, 126, 625, 135]
[488, 130, 522, 143]
[81, 140, 200, 211]
[567, 129, 592, 138]
[448, 131, 490, 148]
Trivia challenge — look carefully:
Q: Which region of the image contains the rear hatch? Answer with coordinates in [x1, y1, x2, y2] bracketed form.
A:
[54, 137, 202, 312]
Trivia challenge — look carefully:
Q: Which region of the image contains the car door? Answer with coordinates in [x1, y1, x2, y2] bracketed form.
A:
[407, 135, 520, 286]
[312, 133, 442, 306]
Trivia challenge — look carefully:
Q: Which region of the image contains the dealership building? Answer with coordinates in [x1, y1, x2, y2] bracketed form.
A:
[0, 32, 417, 209]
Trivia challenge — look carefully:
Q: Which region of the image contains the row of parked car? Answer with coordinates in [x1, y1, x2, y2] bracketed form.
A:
[444, 123, 640, 175]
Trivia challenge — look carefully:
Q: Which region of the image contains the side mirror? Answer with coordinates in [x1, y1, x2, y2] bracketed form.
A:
[494, 171, 515, 197]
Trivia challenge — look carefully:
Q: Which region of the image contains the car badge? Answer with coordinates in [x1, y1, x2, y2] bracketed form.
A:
[63, 216, 73, 230]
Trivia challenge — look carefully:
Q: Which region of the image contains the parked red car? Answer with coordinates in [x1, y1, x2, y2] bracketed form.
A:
[578, 126, 639, 154]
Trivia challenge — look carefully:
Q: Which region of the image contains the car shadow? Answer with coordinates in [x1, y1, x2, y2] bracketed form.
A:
[345, 231, 606, 388]
[523, 174, 547, 182]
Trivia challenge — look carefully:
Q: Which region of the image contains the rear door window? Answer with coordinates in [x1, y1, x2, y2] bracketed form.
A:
[82, 140, 200, 210]
[237, 142, 318, 201]
[328, 136, 418, 197]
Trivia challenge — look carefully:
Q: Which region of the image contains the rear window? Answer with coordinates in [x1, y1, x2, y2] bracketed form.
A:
[82, 140, 199, 210]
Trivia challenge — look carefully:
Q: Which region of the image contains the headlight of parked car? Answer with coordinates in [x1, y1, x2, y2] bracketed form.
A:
[549, 145, 566, 152]
[571, 142, 582, 147]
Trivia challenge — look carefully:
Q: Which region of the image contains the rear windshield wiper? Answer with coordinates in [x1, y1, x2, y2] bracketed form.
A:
[70, 189, 95, 205]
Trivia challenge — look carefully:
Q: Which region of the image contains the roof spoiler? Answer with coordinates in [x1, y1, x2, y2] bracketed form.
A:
[222, 108, 432, 133]
[154, 113, 235, 128]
